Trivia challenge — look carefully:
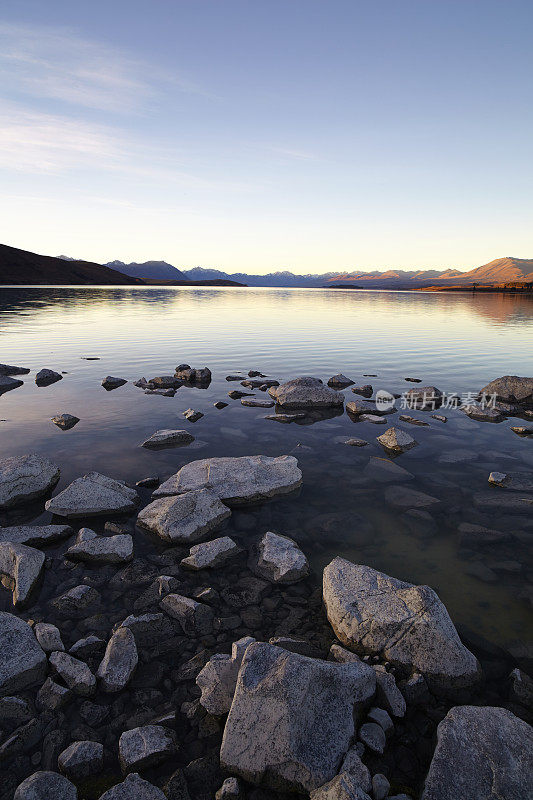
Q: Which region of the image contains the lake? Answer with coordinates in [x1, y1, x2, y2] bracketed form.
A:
[1, 285, 532, 658]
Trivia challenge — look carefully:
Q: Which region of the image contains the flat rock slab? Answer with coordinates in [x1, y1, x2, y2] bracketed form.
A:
[265, 413, 306, 423]
[0, 364, 29, 376]
[181, 536, 241, 570]
[0, 376, 24, 394]
[364, 457, 414, 483]
[473, 491, 533, 514]
[66, 531, 133, 563]
[137, 489, 231, 543]
[421, 705, 533, 800]
[97, 626, 138, 692]
[99, 773, 166, 800]
[141, 429, 195, 448]
[13, 772, 77, 800]
[241, 398, 275, 407]
[45, 472, 139, 517]
[0, 611, 47, 695]
[0, 453, 60, 510]
[153, 454, 302, 506]
[323, 558, 480, 690]
[119, 724, 176, 773]
[269, 377, 345, 408]
[251, 531, 309, 584]
[0, 541, 45, 607]
[0, 524, 73, 547]
[384, 484, 440, 508]
[220, 641, 376, 792]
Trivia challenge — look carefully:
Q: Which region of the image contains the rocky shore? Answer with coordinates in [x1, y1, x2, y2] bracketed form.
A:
[0, 372, 532, 800]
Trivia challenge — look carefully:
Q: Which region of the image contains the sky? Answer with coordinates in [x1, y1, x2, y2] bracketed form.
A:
[0, 0, 532, 275]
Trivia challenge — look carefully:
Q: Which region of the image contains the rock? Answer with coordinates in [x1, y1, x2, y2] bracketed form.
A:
[352, 385, 373, 397]
[265, 413, 306, 423]
[45, 473, 139, 517]
[0, 612, 47, 694]
[36, 676, 71, 711]
[509, 668, 533, 710]
[344, 438, 369, 447]
[161, 594, 214, 635]
[457, 522, 510, 545]
[472, 492, 533, 513]
[268, 377, 345, 408]
[269, 636, 322, 659]
[197, 636, 255, 715]
[51, 414, 80, 430]
[137, 489, 231, 543]
[145, 387, 176, 396]
[359, 414, 386, 424]
[0, 363, 29, 376]
[118, 612, 173, 646]
[69, 635, 106, 660]
[372, 774, 390, 800]
[175, 365, 211, 384]
[220, 641, 376, 792]
[228, 390, 253, 399]
[141, 429, 195, 448]
[99, 773, 167, 800]
[136, 476, 160, 488]
[119, 724, 176, 774]
[0, 696, 33, 726]
[49, 651, 96, 696]
[374, 669, 406, 717]
[0, 542, 45, 606]
[148, 375, 181, 389]
[34, 623, 64, 653]
[241, 378, 279, 389]
[479, 375, 533, 407]
[328, 374, 354, 388]
[461, 403, 504, 422]
[310, 773, 371, 799]
[384, 485, 440, 508]
[339, 747, 371, 791]
[13, 772, 77, 800]
[66, 529, 134, 563]
[376, 427, 417, 454]
[323, 558, 480, 690]
[346, 400, 376, 417]
[251, 531, 309, 584]
[97, 627, 138, 692]
[438, 448, 477, 464]
[421, 705, 533, 800]
[183, 409, 204, 422]
[181, 536, 240, 570]
[398, 414, 429, 426]
[0, 524, 73, 547]
[0, 454, 60, 509]
[241, 398, 274, 407]
[51, 585, 100, 617]
[153, 454, 302, 505]
[214, 401, 228, 409]
[226, 374, 246, 381]
[358, 722, 385, 753]
[431, 414, 447, 422]
[364, 457, 413, 483]
[398, 672, 430, 706]
[510, 425, 533, 436]
[0, 375, 24, 394]
[215, 777, 243, 800]
[102, 376, 127, 390]
[404, 386, 442, 410]
[58, 740, 104, 779]
[368, 706, 393, 734]
[35, 369, 63, 386]
[488, 471, 533, 491]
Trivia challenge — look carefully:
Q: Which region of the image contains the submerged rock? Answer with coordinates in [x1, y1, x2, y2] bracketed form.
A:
[251, 531, 309, 584]
[220, 642, 376, 792]
[269, 377, 345, 408]
[421, 705, 533, 800]
[51, 414, 80, 430]
[241, 398, 274, 407]
[323, 558, 480, 690]
[0, 453, 60, 510]
[0, 611, 47, 694]
[461, 403, 504, 422]
[153, 454, 302, 505]
[137, 489, 231, 543]
[141, 429, 195, 448]
[265, 413, 306, 423]
[35, 368, 63, 386]
[102, 376, 127, 390]
[0, 541, 45, 607]
[384, 484, 440, 508]
[45, 472, 139, 517]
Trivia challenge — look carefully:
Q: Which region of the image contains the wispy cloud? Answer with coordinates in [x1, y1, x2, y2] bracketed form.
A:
[0, 21, 202, 112]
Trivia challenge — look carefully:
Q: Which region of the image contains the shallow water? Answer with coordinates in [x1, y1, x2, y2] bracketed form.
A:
[0, 285, 532, 654]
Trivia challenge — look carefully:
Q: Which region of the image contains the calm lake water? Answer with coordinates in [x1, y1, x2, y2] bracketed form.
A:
[1, 286, 532, 657]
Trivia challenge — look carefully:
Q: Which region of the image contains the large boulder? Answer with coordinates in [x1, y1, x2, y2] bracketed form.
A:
[66, 529, 133, 563]
[251, 532, 309, 584]
[197, 636, 256, 715]
[323, 558, 480, 691]
[153, 455, 302, 505]
[479, 375, 533, 408]
[0, 524, 73, 547]
[421, 705, 533, 800]
[99, 773, 166, 800]
[0, 454, 60, 509]
[13, 772, 77, 800]
[181, 536, 241, 570]
[97, 627, 138, 692]
[0, 542, 45, 607]
[0, 612, 47, 695]
[45, 473, 139, 517]
[137, 489, 231, 543]
[119, 724, 176, 774]
[220, 641, 376, 792]
[268, 377, 345, 408]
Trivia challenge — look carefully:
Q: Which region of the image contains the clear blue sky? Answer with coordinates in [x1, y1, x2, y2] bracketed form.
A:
[1, 0, 532, 273]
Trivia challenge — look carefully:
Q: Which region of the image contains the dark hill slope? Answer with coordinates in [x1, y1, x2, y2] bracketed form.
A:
[1, 244, 141, 285]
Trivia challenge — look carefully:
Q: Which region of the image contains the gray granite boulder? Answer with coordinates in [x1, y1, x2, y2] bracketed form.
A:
[323, 558, 480, 690]
[241, 398, 274, 407]
[376, 427, 417, 454]
[97, 627, 138, 692]
[99, 773, 166, 800]
[220, 641, 376, 792]
[197, 636, 256, 715]
[51, 585, 100, 618]
[181, 536, 241, 570]
[160, 594, 214, 635]
[251, 531, 309, 583]
[14, 772, 77, 800]
[141, 429, 195, 448]
[0, 454, 60, 509]
[310, 773, 371, 800]
[153, 454, 302, 505]
[119, 724, 176, 774]
[49, 651, 96, 696]
[36, 676, 71, 711]
[0, 524, 73, 547]
[34, 622, 64, 653]
[58, 740, 104, 779]
[66, 529, 133, 563]
[421, 705, 533, 800]
[461, 403, 504, 422]
[45, 472, 139, 517]
[269, 377, 344, 408]
[35, 368, 63, 386]
[137, 489, 231, 543]
[479, 375, 533, 407]
[0, 541, 45, 607]
[0, 612, 47, 695]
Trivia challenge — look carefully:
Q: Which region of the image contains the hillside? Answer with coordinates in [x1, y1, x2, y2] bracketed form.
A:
[458, 256, 533, 284]
[1, 244, 141, 285]
[107, 260, 188, 281]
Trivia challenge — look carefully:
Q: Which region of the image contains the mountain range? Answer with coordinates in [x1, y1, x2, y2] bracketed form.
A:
[108, 256, 533, 288]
